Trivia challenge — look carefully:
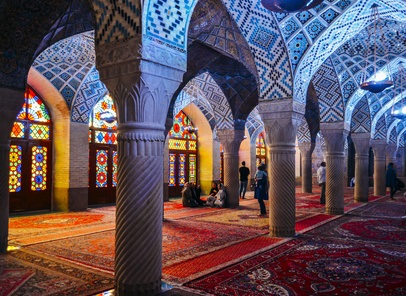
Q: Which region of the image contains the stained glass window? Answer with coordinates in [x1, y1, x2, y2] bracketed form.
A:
[112, 151, 118, 187]
[31, 146, 47, 191]
[169, 139, 187, 150]
[96, 150, 108, 188]
[29, 124, 50, 140]
[94, 131, 117, 144]
[168, 111, 196, 139]
[179, 154, 186, 186]
[10, 122, 25, 138]
[168, 153, 176, 187]
[90, 95, 117, 130]
[18, 88, 51, 122]
[256, 132, 267, 167]
[189, 154, 196, 183]
[9, 145, 22, 192]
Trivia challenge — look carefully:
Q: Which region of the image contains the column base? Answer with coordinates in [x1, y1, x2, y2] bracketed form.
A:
[354, 197, 368, 203]
[269, 226, 295, 237]
[116, 281, 161, 296]
[0, 235, 7, 253]
[326, 207, 344, 215]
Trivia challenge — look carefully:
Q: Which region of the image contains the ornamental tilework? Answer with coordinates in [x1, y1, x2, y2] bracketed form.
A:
[389, 125, 398, 143]
[92, 0, 141, 45]
[288, 32, 309, 73]
[246, 108, 264, 142]
[193, 73, 234, 129]
[294, 0, 406, 104]
[373, 116, 387, 140]
[312, 57, 344, 122]
[351, 98, 370, 133]
[71, 66, 108, 123]
[297, 117, 311, 143]
[145, 0, 196, 51]
[221, 0, 292, 100]
[306, 19, 326, 41]
[32, 32, 95, 108]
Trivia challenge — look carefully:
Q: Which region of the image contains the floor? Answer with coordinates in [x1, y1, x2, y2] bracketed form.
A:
[3, 187, 405, 295]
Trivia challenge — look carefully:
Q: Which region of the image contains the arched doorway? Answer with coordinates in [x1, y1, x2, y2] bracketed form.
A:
[256, 132, 267, 167]
[88, 95, 117, 205]
[168, 110, 198, 197]
[9, 87, 53, 213]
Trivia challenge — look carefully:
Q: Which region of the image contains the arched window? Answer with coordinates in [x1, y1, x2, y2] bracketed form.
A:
[9, 87, 52, 212]
[88, 95, 117, 205]
[256, 132, 267, 167]
[168, 110, 197, 197]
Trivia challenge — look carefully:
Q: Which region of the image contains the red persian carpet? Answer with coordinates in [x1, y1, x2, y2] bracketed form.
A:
[186, 236, 406, 295]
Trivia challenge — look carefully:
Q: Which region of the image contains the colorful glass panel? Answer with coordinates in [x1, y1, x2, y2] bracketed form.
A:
[90, 95, 117, 130]
[178, 154, 186, 186]
[94, 131, 117, 144]
[10, 122, 25, 138]
[25, 88, 51, 122]
[188, 140, 197, 151]
[169, 153, 176, 186]
[189, 154, 196, 183]
[29, 124, 50, 140]
[89, 130, 92, 143]
[112, 151, 118, 187]
[169, 139, 187, 150]
[168, 111, 196, 139]
[31, 146, 47, 191]
[9, 145, 22, 192]
[95, 150, 108, 188]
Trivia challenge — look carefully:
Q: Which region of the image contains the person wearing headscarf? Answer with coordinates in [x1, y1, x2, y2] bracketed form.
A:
[254, 164, 268, 216]
[386, 162, 397, 200]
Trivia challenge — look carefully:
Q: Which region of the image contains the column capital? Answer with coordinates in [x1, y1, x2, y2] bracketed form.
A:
[258, 100, 304, 145]
[298, 141, 315, 155]
[320, 124, 349, 154]
[371, 139, 387, 158]
[217, 129, 245, 154]
[351, 133, 371, 156]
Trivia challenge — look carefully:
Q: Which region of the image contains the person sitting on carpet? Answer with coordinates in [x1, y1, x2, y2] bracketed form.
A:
[182, 182, 198, 207]
[191, 182, 204, 206]
[206, 183, 226, 207]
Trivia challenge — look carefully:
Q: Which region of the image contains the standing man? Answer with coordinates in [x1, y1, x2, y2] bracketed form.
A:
[239, 161, 250, 199]
[317, 162, 326, 204]
[385, 162, 397, 200]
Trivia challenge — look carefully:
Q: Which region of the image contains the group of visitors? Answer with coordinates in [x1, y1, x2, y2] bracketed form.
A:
[182, 181, 227, 208]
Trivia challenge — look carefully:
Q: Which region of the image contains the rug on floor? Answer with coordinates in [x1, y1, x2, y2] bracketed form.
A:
[1, 249, 114, 296]
[185, 236, 406, 295]
[25, 218, 268, 273]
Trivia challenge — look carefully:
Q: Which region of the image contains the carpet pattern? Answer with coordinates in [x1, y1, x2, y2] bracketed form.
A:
[186, 236, 406, 295]
[9, 210, 115, 246]
[25, 219, 269, 274]
[1, 249, 113, 296]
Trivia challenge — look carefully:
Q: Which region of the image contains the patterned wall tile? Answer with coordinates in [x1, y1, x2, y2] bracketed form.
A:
[373, 116, 387, 140]
[71, 66, 108, 123]
[312, 57, 344, 122]
[32, 32, 95, 108]
[221, 0, 293, 100]
[297, 117, 311, 143]
[92, 0, 141, 45]
[306, 19, 326, 41]
[350, 97, 371, 133]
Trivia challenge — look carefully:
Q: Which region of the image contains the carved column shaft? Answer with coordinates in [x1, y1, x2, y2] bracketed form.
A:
[96, 38, 185, 295]
[352, 133, 371, 203]
[298, 142, 314, 193]
[0, 88, 25, 253]
[217, 129, 244, 208]
[258, 100, 304, 237]
[321, 124, 349, 215]
[371, 140, 387, 196]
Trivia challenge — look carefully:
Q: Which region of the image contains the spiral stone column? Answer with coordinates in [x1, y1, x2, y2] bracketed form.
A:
[298, 141, 315, 193]
[0, 88, 25, 252]
[321, 122, 349, 215]
[258, 100, 304, 237]
[351, 133, 371, 202]
[96, 38, 184, 295]
[217, 128, 245, 208]
[386, 143, 398, 168]
[371, 140, 387, 196]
